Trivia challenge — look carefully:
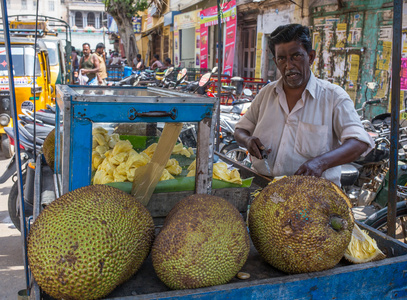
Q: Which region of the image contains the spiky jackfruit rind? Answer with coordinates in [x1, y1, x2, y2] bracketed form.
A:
[249, 175, 354, 274]
[152, 194, 250, 290]
[344, 224, 386, 263]
[42, 128, 55, 171]
[27, 185, 155, 300]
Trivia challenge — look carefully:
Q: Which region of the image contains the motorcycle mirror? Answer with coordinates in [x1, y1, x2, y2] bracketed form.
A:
[199, 73, 211, 87]
[165, 67, 174, 77]
[211, 66, 218, 74]
[243, 88, 253, 97]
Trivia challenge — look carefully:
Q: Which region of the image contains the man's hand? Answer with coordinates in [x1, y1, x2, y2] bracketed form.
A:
[234, 128, 270, 159]
[80, 69, 88, 74]
[245, 136, 269, 159]
[294, 157, 326, 177]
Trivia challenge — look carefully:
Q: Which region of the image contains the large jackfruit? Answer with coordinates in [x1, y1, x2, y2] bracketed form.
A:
[27, 185, 155, 300]
[42, 128, 55, 171]
[152, 194, 250, 289]
[249, 175, 354, 274]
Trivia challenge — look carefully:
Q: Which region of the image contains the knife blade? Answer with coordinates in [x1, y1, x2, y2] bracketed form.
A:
[261, 149, 271, 175]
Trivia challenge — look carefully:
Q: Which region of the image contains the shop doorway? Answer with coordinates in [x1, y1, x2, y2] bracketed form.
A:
[241, 25, 256, 78]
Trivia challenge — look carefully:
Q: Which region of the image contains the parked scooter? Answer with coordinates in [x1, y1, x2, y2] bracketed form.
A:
[1, 109, 56, 231]
[162, 68, 188, 89]
[180, 67, 218, 94]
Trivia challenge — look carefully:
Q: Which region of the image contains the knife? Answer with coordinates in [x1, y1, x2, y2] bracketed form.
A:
[261, 149, 271, 175]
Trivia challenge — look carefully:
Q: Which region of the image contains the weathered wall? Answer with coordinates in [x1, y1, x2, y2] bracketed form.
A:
[310, 0, 394, 116]
[255, 0, 310, 80]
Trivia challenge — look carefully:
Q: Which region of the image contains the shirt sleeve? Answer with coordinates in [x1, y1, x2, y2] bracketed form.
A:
[332, 87, 375, 155]
[235, 85, 269, 134]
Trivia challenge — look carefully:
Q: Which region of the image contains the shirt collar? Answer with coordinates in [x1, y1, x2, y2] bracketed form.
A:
[304, 72, 316, 100]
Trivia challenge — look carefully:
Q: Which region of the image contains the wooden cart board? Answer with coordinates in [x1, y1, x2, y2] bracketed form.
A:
[148, 187, 251, 225]
[101, 222, 407, 299]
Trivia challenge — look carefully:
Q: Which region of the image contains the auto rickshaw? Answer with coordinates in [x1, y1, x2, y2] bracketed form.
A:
[0, 37, 52, 157]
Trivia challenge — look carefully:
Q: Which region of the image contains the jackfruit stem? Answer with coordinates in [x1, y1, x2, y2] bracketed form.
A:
[330, 216, 345, 231]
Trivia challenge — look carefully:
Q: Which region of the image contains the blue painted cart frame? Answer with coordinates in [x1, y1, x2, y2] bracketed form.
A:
[55, 85, 217, 195]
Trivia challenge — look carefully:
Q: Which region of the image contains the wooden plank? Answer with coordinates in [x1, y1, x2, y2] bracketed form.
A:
[147, 187, 250, 220]
[195, 118, 213, 194]
[106, 224, 407, 299]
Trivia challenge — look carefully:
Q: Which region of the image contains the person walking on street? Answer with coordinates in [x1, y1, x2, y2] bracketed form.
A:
[95, 43, 107, 85]
[234, 24, 374, 186]
[79, 43, 100, 84]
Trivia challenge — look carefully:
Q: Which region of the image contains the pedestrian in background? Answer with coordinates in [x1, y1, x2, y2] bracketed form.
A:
[150, 54, 163, 70]
[71, 46, 79, 84]
[78, 43, 100, 84]
[95, 43, 107, 85]
[132, 54, 144, 71]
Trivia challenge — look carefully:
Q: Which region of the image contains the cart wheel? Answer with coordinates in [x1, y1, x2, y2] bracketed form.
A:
[8, 172, 26, 232]
[1, 134, 14, 159]
[368, 206, 407, 244]
[220, 143, 239, 155]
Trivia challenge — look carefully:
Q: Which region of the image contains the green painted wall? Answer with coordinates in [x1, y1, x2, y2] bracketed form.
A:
[310, 0, 394, 118]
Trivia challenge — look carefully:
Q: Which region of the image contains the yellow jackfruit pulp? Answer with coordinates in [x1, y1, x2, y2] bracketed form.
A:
[344, 223, 386, 263]
[92, 132, 194, 184]
[187, 160, 242, 185]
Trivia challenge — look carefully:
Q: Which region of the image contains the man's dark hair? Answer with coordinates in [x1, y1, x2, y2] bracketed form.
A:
[165, 58, 171, 64]
[96, 42, 105, 49]
[137, 54, 141, 59]
[82, 42, 91, 48]
[268, 24, 312, 57]
[154, 54, 159, 60]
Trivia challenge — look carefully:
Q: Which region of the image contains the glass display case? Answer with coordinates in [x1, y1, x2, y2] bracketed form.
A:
[55, 85, 217, 196]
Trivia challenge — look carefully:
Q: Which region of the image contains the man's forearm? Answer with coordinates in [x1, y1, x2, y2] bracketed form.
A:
[318, 138, 369, 170]
[234, 128, 251, 147]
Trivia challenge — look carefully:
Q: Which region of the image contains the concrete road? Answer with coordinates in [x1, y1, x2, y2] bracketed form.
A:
[0, 151, 26, 299]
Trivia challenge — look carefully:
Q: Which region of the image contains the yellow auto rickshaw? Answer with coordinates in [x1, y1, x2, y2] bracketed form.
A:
[0, 37, 52, 157]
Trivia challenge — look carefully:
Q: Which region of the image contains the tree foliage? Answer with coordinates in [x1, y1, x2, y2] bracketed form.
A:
[103, 0, 150, 65]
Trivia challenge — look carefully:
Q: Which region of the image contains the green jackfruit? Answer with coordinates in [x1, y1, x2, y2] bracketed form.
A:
[152, 194, 250, 289]
[42, 128, 55, 171]
[27, 185, 155, 300]
[249, 175, 354, 274]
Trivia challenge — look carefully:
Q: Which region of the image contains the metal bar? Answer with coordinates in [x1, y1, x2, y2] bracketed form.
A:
[216, 0, 222, 151]
[32, 0, 39, 159]
[0, 0, 30, 291]
[33, 154, 42, 220]
[388, 0, 403, 238]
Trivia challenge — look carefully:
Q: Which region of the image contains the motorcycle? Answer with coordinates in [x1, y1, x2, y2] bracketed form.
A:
[180, 67, 218, 94]
[1, 108, 56, 231]
[162, 68, 188, 89]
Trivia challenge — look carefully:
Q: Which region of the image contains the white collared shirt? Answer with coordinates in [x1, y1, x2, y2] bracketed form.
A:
[235, 73, 374, 186]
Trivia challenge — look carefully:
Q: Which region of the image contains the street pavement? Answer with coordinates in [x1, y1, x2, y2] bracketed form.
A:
[0, 152, 26, 299]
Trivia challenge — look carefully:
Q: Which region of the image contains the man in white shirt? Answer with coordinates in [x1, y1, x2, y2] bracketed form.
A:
[234, 24, 374, 186]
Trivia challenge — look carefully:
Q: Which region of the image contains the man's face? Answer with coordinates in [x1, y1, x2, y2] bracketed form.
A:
[82, 45, 90, 57]
[273, 40, 315, 90]
[96, 47, 104, 55]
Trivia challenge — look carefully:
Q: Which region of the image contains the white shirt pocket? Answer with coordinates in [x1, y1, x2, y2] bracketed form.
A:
[294, 122, 329, 159]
